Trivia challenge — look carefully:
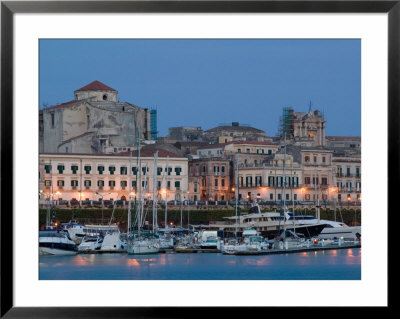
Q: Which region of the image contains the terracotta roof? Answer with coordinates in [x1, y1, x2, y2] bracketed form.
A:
[75, 80, 117, 92]
[43, 100, 77, 111]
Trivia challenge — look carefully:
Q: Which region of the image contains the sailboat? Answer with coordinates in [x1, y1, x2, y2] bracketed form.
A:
[127, 130, 159, 255]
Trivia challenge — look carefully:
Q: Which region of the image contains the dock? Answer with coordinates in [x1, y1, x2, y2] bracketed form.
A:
[232, 242, 361, 256]
[78, 249, 127, 254]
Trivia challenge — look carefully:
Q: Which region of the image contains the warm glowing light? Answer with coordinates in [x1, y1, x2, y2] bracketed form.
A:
[170, 222, 174, 226]
[308, 133, 314, 138]
[231, 187, 235, 192]
[301, 187, 306, 193]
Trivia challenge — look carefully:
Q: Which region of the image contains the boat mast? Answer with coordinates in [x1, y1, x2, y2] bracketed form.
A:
[235, 159, 239, 240]
[277, 132, 287, 237]
[128, 151, 132, 235]
[133, 127, 140, 239]
[165, 155, 169, 229]
[152, 151, 158, 233]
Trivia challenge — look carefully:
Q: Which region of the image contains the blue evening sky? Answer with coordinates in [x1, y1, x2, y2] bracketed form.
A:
[39, 39, 360, 137]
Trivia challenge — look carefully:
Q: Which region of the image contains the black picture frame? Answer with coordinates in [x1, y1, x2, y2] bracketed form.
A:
[1, 0, 395, 317]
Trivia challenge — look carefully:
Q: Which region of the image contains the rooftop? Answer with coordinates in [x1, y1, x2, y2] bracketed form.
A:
[75, 80, 117, 92]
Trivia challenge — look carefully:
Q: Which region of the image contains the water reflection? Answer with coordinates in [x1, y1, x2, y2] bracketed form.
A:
[39, 249, 361, 280]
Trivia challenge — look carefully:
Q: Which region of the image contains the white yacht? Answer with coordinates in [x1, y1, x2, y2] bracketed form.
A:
[100, 232, 124, 251]
[284, 212, 361, 240]
[210, 205, 328, 240]
[198, 230, 222, 250]
[61, 222, 86, 243]
[39, 230, 78, 256]
[78, 235, 103, 252]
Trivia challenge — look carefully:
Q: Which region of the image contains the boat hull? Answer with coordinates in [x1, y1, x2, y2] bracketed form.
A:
[260, 224, 327, 239]
[127, 241, 159, 255]
[39, 247, 77, 256]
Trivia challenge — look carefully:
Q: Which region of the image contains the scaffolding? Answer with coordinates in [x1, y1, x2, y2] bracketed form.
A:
[279, 107, 294, 137]
[150, 108, 158, 140]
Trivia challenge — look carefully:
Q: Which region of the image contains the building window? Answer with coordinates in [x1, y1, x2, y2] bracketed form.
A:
[175, 167, 182, 176]
[305, 177, 311, 184]
[313, 177, 319, 185]
[71, 180, 78, 187]
[268, 176, 274, 187]
[313, 156, 317, 163]
[347, 167, 351, 177]
[57, 180, 64, 187]
[84, 166, 91, 174]
[322, 156, 326, 163]
[175, 181, 180, 189]
[221, 179, 225, 187]
[132, 167, 138, 175]
[109, 180, 116, 187]
[120, 181, 127, 188]
[305, 156, 310, 162]
[44, 165, 52, 174]
[157, 167, 163, 175]
[166, 167, 172, 175]
[44, 180, 51, 187]
[305, 194, 311, 200]
[286, 194, 289, 200]
[120, 167, 127, 175]
[221, 166, 225, 173]
[157, 181, 161, 190]
[109, 166, 115, 175]
[103, 94, 108, 101]
[215, 179, 218, 187]
[57, 165, 65, 174]
[237, 149, 241, 153]
[71, 165, 78, 174]
[321, 177, 328, 185]
[50, 112, 55, 128]
[294, 194, 297, 200]
[356, 167, 360, 177]
[84, 180, 91, 188]
[97, 180, 104, 187]
[278, 194, 281, 200]
[167, 181, 171, 190]
[194, 183, 198, 193]
[98, 166, 104, 174]
[338, 194, 342, 201]
[246, 148, 250, 153]
[270, 193, 273, 200]
[268, 149, 272, 155]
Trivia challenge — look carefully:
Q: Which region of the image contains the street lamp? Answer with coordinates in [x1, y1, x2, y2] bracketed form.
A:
[96, 191, 111, 224]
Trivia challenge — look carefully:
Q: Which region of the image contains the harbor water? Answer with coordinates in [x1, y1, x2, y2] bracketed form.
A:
[39, 248, 361, 280]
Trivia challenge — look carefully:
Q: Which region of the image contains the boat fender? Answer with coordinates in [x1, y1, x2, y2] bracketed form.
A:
[278, 241, 284, 250]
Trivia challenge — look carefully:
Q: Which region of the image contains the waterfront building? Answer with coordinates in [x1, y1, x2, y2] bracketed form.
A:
[234, 152, 303, 203]
[39, 148, 188, 203]
[300, 147, 334, 203]
[40, 81, 152, 154]
[332, 153, 361, 206]
[188, 158, 231, 202]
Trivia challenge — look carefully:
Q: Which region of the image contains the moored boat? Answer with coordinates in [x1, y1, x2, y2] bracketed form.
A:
[39, 229, 78, 256]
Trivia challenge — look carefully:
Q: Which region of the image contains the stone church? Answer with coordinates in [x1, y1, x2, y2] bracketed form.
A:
[39, 80, 151, 154]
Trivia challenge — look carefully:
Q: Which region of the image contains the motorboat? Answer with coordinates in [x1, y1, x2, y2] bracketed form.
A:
[61, 222, 86, 243]
[210, 204, 327, 240]
[39, 229, 78, 256]
[100, 232, 123, 251]
[222, 228, 270, 255]
[284, 212, 361, 240]
[198, 230, 222, 250]
[78, 235, 103, 252]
